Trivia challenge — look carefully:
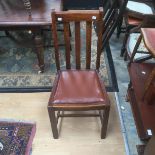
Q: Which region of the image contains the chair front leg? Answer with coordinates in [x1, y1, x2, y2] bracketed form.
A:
[101, 106, 110, 139]
[48, 108, 59, 139]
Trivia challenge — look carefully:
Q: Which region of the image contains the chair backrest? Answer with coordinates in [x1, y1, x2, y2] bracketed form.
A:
[51, 9, 103, 71]
[102, 0, 128, 49]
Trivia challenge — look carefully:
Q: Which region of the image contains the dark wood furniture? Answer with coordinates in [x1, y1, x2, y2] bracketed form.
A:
[127, 24, 155, 140]
[120, 16, 141, 58]
[126, 16, 155, 64]
[144, 134, 155, 155]
[141, 28, 155, 58]
[0, 0, 62, 72]
[127, 63, 155, 140]
[119, 0, 155, 59]
[48, 9, 110, 139]
[62, 0, 103, 10]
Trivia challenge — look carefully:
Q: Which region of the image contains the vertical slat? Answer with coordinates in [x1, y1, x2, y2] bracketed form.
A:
[63, 22, 71, 69]
[75, 22, 81, 69]
[86, 21, 92, 69]
[96, 12, 103, 70]
[51, 10, 60, 70]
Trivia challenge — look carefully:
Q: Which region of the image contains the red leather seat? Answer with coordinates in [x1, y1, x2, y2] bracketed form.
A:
[127, 16, 141, 26]
[141, 28, 155, 57]
[49, 70, 109, 109]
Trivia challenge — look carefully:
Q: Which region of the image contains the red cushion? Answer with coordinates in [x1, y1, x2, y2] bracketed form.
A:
[141, 28, 155, 57]
[127, 16, 141, 25]
[48, 70, 110, 108]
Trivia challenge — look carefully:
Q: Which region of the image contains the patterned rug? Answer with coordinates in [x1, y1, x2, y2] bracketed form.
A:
[0, 23, 115, 92]
[0, 121, 36, 155]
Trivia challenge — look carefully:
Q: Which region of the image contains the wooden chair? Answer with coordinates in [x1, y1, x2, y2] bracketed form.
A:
[47, 9, 111, 139]
[119, 0, 155, 57]
[125, 15, 155, 63]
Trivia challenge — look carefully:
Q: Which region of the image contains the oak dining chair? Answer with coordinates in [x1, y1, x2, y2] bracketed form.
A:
[47, 9, 111, 139]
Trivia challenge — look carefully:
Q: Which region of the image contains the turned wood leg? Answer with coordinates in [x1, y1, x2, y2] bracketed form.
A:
[48, 108, 59, 139]
[34, 34, 44, 73]
[101, 106, 110, 139]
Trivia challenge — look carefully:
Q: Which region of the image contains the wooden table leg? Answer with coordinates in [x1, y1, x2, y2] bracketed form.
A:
[34, 32, 44, 73]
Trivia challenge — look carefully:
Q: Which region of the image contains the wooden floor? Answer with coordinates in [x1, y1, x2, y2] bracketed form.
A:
[0, 92, 125, 155]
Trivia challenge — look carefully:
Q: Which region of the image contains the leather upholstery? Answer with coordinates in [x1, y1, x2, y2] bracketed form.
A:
[141, 28, 155, 57]
[127, 16, 141, 25]
[49, 70, 109, 108]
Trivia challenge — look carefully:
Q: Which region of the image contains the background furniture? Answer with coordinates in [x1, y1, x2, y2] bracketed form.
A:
[127, 63, 155, 140]
[119, 0, 155, 59]
[62, 0, 102, 10]
[125, 15, 155, 63]
[48, 9, 110, 139]
[102, 0, 128, 48]
[0, 0, 62, 72]
[127, 22, 155, 141]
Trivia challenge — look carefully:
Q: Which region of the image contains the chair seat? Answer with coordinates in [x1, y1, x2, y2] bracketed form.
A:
[48, 70, 109, 109]
[127, 33, 150, 60]
[141, 28, 155, 57]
